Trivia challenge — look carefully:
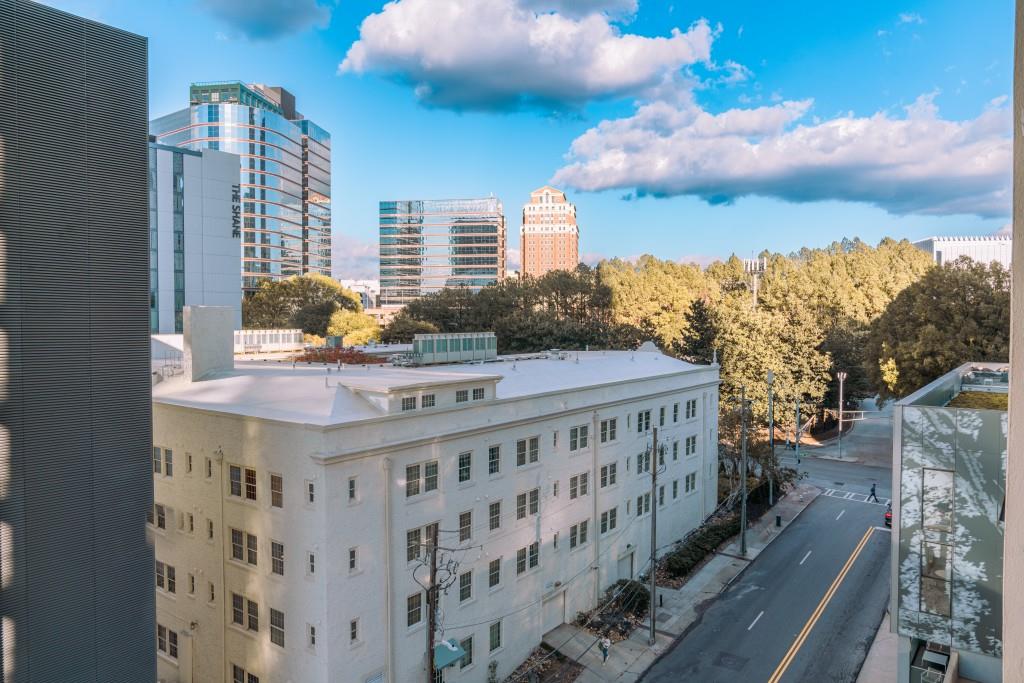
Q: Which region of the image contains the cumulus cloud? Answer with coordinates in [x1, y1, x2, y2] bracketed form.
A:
[332, 234, 379, 280]
[552, 92, 1011, 218]
[898, 12, 924, 25]
[199, 0, 332, 40]
[339, 0, 714, 110]
[506, 247, 522, 272]
[519, 0, 638, 19]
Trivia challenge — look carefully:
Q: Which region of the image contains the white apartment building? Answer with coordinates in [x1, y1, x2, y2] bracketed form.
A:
[151, 309, 719, 683]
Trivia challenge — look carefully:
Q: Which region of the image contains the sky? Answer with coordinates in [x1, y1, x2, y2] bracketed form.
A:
[44, 0, 1014, 278]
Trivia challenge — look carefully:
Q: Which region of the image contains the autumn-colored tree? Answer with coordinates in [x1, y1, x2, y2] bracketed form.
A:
[243, 274, 361, 336]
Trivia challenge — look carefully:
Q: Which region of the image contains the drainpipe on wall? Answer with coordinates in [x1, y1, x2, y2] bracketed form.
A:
[382, 457, 395, 683]
[592, 410, 601, 606]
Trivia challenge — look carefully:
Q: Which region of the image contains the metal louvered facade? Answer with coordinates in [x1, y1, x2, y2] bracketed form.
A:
[0, 1, 155, 681]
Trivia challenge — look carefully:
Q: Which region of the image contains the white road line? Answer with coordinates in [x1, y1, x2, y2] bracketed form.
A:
[748, 610, 764, 631]
[843, 492, 854, 500]
[799, 550, 812, 565]
[836, 510, 845, 521]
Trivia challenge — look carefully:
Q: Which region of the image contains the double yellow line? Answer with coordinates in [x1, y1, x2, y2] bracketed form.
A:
[767, 526, 875, 683]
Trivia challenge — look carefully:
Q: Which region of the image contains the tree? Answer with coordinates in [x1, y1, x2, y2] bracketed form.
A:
[381, 315, 439, 343]
[674, 297, 718, 364]
[864, 258, 1010, 401]
[242, 274, 361, 334]
[343, 326, 381, 346]
[327, 308, 379, 340]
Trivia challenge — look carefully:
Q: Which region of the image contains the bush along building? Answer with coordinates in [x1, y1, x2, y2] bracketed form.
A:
[892, 363, 1008, 683]
[150, 307, 719, 683]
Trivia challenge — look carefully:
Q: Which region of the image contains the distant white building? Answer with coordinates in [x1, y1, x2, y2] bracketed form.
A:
[912, 235, 1011, 269]
[151, 313, 720, 683]
[150, 142, 242, 333]
[339, 279, 381, 309]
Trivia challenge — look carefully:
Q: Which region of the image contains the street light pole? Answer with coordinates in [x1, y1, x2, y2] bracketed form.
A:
[794, 395, 801, 465]
[837, 371, 847, 460]
[767, 371, 775, 507]
[649, 428, 659, 647]
[740, 386, 748, 556]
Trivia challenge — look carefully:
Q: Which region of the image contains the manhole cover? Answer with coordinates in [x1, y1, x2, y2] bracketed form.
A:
[834, 482, 845, 486]
[713, 652, 748, 672]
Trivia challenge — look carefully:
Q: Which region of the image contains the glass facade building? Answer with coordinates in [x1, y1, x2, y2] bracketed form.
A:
[379, 198, 506, 306]
[150, 82, 331, 292]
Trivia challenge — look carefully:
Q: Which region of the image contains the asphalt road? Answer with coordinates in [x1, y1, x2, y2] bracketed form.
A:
[642, 495, 890, 683]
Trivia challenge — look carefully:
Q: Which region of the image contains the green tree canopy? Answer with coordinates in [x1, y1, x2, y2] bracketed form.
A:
[381, 315, 440, 344]
[864, 257, 1010, 401]
[242, 274, 361, 336]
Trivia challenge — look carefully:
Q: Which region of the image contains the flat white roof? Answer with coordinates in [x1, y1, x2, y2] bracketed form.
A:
[152, 350, 708, 426]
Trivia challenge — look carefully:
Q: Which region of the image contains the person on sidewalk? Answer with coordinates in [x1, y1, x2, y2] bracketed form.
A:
[600, 636, 611, 665]
[868, 483, 879, 503]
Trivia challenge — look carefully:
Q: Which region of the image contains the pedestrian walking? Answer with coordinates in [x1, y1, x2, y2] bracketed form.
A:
[868, 483, 879, 503]
[600, 636, 611, 665]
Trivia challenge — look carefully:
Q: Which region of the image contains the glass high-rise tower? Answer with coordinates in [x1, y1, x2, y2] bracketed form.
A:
[151, 82, 331, 292]
[379, 197, 506, 306]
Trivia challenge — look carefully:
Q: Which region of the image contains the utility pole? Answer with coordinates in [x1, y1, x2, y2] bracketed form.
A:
[649, 427, 659, 647]
[740, 386, 749, 556]
[426, 533, 438, 683]
[767, 371, 775, 507]
[795, 395, 801, 465]
[837, 371, 847, 460]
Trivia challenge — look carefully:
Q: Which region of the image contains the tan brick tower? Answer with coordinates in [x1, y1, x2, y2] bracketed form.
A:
[520, 186, 579, 277]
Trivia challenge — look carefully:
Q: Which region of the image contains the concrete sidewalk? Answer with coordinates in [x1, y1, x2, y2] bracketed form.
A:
[857, 611, 897, 683]
[541, 483, 821, 682]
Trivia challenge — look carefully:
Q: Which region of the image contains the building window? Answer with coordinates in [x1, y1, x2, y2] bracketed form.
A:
[271, 541, 284, 576]
[307, 552, 316, 575]
[490, 621, 502, 652]
[516, 488, 540, 519]
[600, 418, 617, 443]
[459, 511, 472, 542]
[673, 441, 679, 461]
[229, 465, 256, 500]
[660, 406, 666, 426]
[673, 403, 679, 423]
[230, 529, 258, 566]
[307, 624, 317, 648]
[458, 452, 472, 483]
[673, 480, 679, 498]
[188, 573, 195, 595]
[600, 463, 617, 488]
[553, 481, 559, 497]
[349, 547, 358, 572]
[186, 453, 193, 473]
[350, 618, 359, 643]
[460, 636, 474, 669]
[686, 435, 697, 456]
[270, 474, 283, 508]
[489, 501, 501, 531]
[406, 461, 439, 497]
[407, 523, 439, 562]
[569, 425, 589, 451]
[516, 437, 540, 466]
[208, 582, 215, 602]
[151, 504, 166, 530]
[685, 472, 697, 493]
[422, 394, 436, 408]
[305, 480, 315, 504]
[157, 623, 178, 659]
[232, 593, 258, 631]
[401, 396, 417, 411]
[456, 389, 469, 403]
[488, 445, 501, 475]
[659, 485, 665, 507]
[637, 410, 651, 433]
[686, 399, 697, 419]
[489, 558, 501, 588]
[569, 473, 589, 499]
[231, 664, 259, 683]
[348, 477, 357, 502]
[472, 387, 485, 400]
[270, 608, 285, 647]
[407, 593, 423, 627]
[459, 571, 472, 602]
[155, 561, 176, 594]
[205, 457, 212, 478]
[601, 508, 618, 533]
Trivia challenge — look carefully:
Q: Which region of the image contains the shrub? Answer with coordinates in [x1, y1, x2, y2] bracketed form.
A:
[664, 515, 741, 579]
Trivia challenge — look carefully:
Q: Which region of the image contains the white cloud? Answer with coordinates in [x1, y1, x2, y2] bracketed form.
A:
[898, 12, 924, 24]
[340, 0, 714, 110]
[332, 234, 379, 280]
[994, 223, 1012, 236]
[518, 0, 637, 19]
[198, 0, 332, 40]
[506, 247, 522, 272]
[553, 92, 1011, 218]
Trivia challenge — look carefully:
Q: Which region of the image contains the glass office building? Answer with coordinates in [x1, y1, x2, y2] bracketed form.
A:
[151, 82, 331, 292]
[379, 197, 506, 306]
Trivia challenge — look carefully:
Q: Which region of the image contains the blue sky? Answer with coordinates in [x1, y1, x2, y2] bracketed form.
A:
[46, 0, 1014, 278]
